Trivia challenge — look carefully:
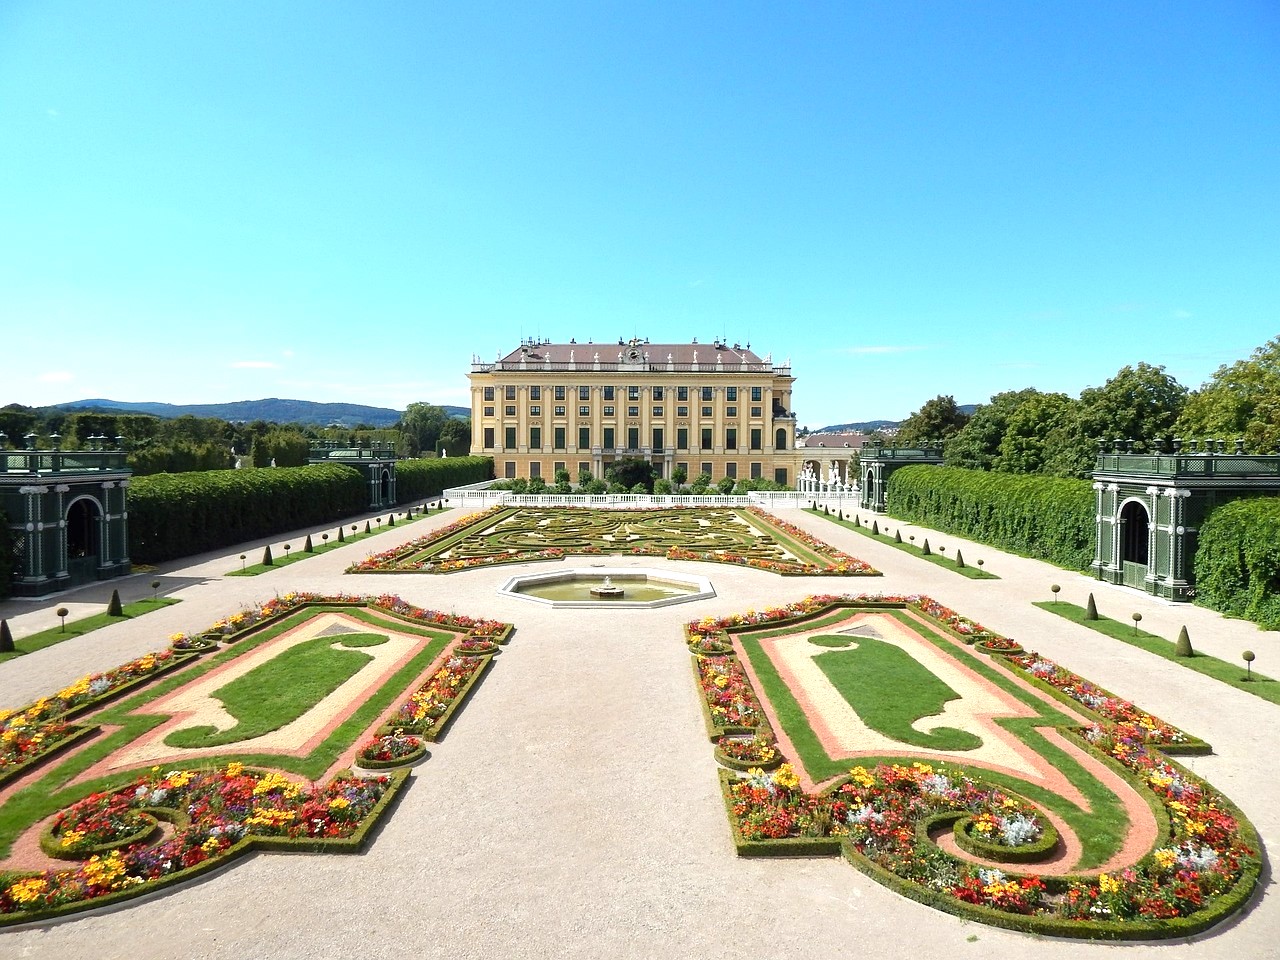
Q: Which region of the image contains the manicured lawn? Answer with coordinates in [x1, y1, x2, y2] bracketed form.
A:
[0, 598, 181, 663]
[1035, 601, 1280, 706]
[165, 633, 388, 748]
[805, 508, 999, 579]
[813, 635, 983, 751]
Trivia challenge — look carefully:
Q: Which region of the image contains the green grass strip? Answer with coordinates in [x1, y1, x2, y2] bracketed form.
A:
[0, 598, 181, 663]
[813, 637, 983, 751]
[165, 633, 388, 748]
[1035, 601, 1280, 706]
[804, 508, 999, 579]
[225, 511, 444, 576]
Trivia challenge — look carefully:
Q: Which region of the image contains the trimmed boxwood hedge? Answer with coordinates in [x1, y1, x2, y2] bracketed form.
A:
[1194, 496, 1280, 630]
[886, 465, 1094, 570]
[394, 456, 492, 505]
[128, 464, 367, 564]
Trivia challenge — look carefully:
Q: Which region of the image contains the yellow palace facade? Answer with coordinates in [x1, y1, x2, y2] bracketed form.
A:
[467, 337, 798, 485]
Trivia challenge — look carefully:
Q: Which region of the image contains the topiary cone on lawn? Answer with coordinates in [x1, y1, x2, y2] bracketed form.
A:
[0, 619, 13, 654]
[337, 526, 345, 543]
[1175, 626, 1194, 657]
[364, 521, 371, 534]
[388, 514, 396, 526]
[955, 549, 965, 568]
[263, 545, 274, 566]
[1085, 593, 1098, 620]
[921, 539, 931, 556]
[894, 530, 902, 543]
[871, 520, 879, 535]
[107, 589, 123, 617]
[304, 534, 314, 553]
[853, 515, 861, 528]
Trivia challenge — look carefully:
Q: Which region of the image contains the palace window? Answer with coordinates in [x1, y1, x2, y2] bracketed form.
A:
[701, 386, 713, 401]
[553, 427, 565, 449]
[628, 406, 639, 417]
[726, 428, 737, 450]
[554, 386, 565, 401]
[529, 427, 541, 449]
[751, 386, 762, 402]
[652, 386, 664, 401]
[677, 386, 688, 402]
[505, 405, 516, 416]
[530, 405, 540, 416]
[554, 405, 566, 416]
[579, 386, 590, 400]
[677, 406, 688, 417]
[505, 386, 516, 400]
[700, 428, 712, 450]
[603, 405, 614, 416]
[652, 406, 662, 417]
[504, 427, 516, 449]
[579, 405, 591, 416]
[483, 406, 494, 417]
[677, 428, 688, 450]
[530, 386, 541, 400]
[484, 387, 494, 401]
[579, 427, 590, 449]
[603, 386, 615, 400]
[727, 386, 737, 401]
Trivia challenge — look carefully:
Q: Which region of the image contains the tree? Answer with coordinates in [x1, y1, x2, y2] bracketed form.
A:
[577, 467, 594, 488]
[945, 388, 1044, 471]
[435, 417, 471, 457]
[398, 403, 452, 457]
[996, 393, 1076, 474]
[1174, 336, 1280, 453]
[606, 457, 655, 493]
[671, 465, 688, 486]
[895, 395, 970, 447]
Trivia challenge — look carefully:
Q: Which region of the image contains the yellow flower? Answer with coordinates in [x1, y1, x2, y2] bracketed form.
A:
[83, 851, 128, 889]
[60, 829, 85, 848]
[1098, 873, 1121, 895]
[7, 877, 48, 905]
[328, 796, 351, 810]
[849, 766, 877, 789]
[772, 764, 800, 791]
[225, 762, 245, 778]
[1153, 848, 1177, 870]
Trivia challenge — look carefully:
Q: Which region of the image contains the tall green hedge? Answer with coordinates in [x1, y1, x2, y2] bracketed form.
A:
[128, 464, 367, 564]
[885, 465, 1095, 570]
[1195, 497, 1280, 630]
[394, 456, 492, 504]
[0, 508, 11, 599]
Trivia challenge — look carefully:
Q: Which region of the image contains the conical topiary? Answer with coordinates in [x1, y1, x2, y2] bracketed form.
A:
[894, 530, 902, 543]
[0, 619, 14, 654]
[853, 515, 861, 528]
[954, 549, 965, 568]
[921, 539, 931, 556]
[263, 545, 274, 566]
[304, 534, 314, 553]
[364, 521, 371, 534]
[1085, 593, 1098, 620]
[107, 589, 123, 617]
[871, 520, 879, 535]
[1175, 626, 1194, 658]
[388, 514, 395, 526]
[337, 526, 345, 543]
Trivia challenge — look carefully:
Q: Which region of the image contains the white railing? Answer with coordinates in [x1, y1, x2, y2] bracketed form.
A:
[441, 483, 855, 510]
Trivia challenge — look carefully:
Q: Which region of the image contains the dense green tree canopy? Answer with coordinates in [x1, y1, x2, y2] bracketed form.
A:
[945, 388, 1045, 471]
[895, 395, 970, 446]
[1175, 336, 1280, 453]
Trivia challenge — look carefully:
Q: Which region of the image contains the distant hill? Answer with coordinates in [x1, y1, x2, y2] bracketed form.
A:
[817, 404, 978, 434]
[53, 398, 469, 428]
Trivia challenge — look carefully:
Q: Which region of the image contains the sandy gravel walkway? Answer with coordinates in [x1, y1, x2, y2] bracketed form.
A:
[0, 506, 1276, 960]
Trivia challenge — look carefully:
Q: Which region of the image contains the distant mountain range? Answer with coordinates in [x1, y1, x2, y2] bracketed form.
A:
[817, 405, 978, 434]
[52, 398, 469, 428]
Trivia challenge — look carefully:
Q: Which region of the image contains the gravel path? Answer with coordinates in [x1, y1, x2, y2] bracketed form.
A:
[0, 507, 1276, 960]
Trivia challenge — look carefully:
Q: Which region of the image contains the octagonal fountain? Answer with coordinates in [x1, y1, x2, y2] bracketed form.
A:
[499, 567, 715, 608]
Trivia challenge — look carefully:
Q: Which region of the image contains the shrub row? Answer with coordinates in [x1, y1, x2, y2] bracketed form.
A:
[1194, 496, 1280, 630]
[128, 464, 367, 564]
[885, 465, 1094, 570]
[394, 456, 492, 505]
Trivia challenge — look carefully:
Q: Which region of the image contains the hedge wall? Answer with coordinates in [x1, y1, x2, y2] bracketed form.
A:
[394, 456, 492, 504]
[128, 464, 367, 564]
[0, 508, 11, 600]
[1194, 497, 1280, 630]
[885, 465, 1095, 570]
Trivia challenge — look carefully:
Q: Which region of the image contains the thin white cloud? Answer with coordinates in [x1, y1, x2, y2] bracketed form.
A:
[230, 360, 279, 369]
[38, 370, 74, 383]
[840, 345, 929, 356]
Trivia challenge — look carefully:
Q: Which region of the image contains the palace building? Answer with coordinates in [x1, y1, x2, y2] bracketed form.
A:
[467, 337, 798, 485]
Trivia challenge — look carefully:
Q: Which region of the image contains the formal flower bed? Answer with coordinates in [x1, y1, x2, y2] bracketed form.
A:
[974, 636, 1024, 656]
[715, 733, 782, 771]
[704, 595, 1260, 936]
[453, 637, 499, 656]
[694, 655, 764, 733]
[1008, 654, 1195, 750]
[356, 733, 426, 769]
[688, 634, 734, 656]
[0, 650, 182, 774]
[0, 764, 397, 922]
[385, 655, 487, 738]
[168, 632, 219, 654]
[42, 789, 155, 859]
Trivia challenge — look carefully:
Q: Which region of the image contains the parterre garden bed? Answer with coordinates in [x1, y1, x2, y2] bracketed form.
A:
[346, 505, 878, 576]
[686, 595, 1261, 939]
[0, 593, 511, 925]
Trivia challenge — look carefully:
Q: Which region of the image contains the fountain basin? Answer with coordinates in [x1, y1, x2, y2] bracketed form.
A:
[499, 567, 715, 609]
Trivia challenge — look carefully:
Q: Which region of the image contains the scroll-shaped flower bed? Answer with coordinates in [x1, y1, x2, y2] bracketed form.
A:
[693, 594, 1262, 939]
[2, 764, 400, 922]
[0, 593, 511, 926]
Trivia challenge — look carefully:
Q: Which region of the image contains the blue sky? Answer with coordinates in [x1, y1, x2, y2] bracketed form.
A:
[2, 2, 1277, 428]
